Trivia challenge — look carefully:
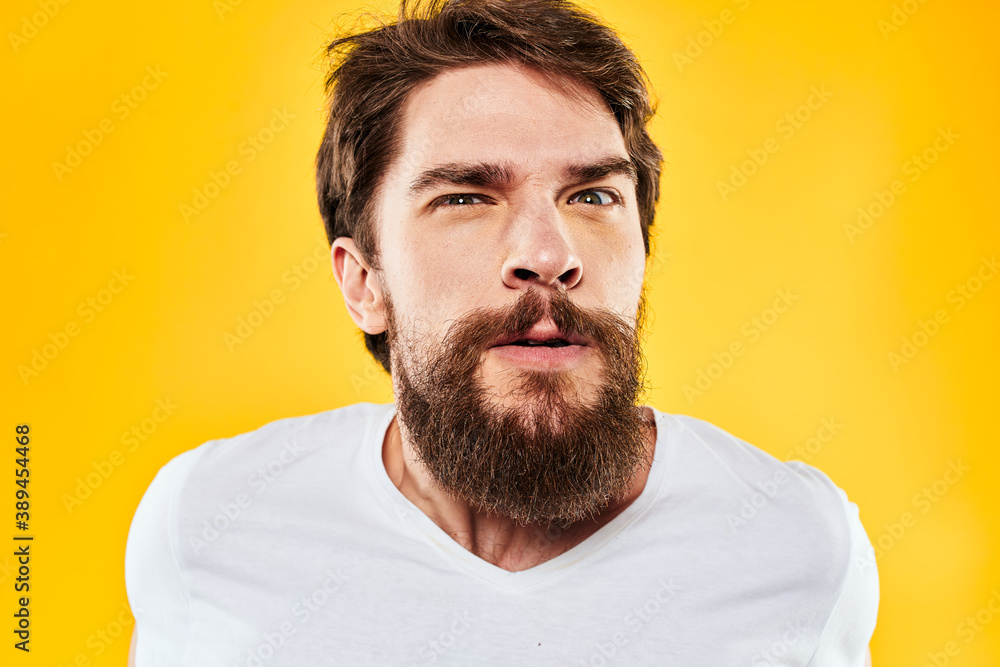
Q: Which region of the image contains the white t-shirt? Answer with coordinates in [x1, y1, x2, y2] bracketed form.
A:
[125, 403, 879, 666]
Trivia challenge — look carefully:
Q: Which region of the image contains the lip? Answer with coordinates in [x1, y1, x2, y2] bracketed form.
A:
[488, 341, 591, 369]
[488, 319, 589, 348]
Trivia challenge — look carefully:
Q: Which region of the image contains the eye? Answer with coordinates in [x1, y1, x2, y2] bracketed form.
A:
[568, 189, 619, 206]
[435, 193, 485, 207]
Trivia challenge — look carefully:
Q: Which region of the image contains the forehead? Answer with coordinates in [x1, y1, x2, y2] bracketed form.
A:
[389, 62, 627, 181]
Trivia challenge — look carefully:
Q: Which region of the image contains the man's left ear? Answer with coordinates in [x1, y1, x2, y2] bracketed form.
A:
[330, 238, 387, 335]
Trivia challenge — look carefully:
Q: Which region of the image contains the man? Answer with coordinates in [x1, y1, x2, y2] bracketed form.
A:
[126, 0, 878, 664]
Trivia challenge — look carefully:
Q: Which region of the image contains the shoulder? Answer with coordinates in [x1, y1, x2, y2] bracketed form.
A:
[648, 409, 879, 658]
[175, 402, 392, 492]
[126, 401, 391, 541]
[660, 411, 854, 524]
[123, 402, 392, 661]
[184, 401, 390, 472]
[652, 409, 877, 587]
[644, 410, 880, 661]
[125, 400, 392, 577]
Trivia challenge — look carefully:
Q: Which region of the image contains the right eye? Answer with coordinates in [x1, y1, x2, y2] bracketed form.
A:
[434, 194, 486, 207]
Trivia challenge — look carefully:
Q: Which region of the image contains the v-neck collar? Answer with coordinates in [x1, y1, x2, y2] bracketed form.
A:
[363, 402, 672, 591]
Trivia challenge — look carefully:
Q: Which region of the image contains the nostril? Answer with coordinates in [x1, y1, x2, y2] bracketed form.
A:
[558, 268, 576, 284]
[513, 268, 537, 281]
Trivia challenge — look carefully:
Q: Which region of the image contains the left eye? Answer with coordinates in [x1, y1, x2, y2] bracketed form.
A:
[440, 194, 484, 206]
[569, 190, 617, 205]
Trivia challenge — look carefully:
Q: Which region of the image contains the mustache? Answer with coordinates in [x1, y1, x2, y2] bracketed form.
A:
[383, 286, 648, 386]
[446, 288, 637, 354]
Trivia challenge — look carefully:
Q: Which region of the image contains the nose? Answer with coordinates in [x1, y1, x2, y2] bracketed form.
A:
[500, 204, 583, 292]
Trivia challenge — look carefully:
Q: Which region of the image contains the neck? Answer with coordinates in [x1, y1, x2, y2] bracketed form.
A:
[381, 406, 658, 572]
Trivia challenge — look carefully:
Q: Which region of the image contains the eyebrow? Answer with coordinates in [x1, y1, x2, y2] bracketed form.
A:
[564, 156, 637, 188]
[406, 156, 637, 200]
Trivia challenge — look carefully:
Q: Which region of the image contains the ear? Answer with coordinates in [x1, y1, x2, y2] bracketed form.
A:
[331, 238, 387, 335]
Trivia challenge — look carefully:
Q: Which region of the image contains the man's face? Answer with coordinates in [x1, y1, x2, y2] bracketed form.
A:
[376, 62, 647, 402]
[369, 62, 651, 525]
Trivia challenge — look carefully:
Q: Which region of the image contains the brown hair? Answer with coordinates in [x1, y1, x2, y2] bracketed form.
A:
[316, 0, 663, 373]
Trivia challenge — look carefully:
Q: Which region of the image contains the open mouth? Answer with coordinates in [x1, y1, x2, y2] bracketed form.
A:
[487, 327, 590, 368]
[487, 318, 590, 358]
[506, 338, 573, 348]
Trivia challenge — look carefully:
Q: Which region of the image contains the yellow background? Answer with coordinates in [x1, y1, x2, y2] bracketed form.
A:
[2, 0, 998, 664]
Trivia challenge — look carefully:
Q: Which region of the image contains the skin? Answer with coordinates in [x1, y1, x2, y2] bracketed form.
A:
[332, 62, 656, 572]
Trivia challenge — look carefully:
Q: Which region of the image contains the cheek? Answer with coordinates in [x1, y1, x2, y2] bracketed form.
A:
[620, 223, 649, 307]
[609, 263, 646, 322]
[384, 234, 495, 331]
[580, 232, 647, 316]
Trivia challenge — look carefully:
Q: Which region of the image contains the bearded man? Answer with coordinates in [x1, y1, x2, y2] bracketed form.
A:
[125, 0, 879, 664]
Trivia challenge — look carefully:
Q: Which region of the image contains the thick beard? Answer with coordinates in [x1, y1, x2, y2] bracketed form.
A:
[388, 288, 651, 528]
